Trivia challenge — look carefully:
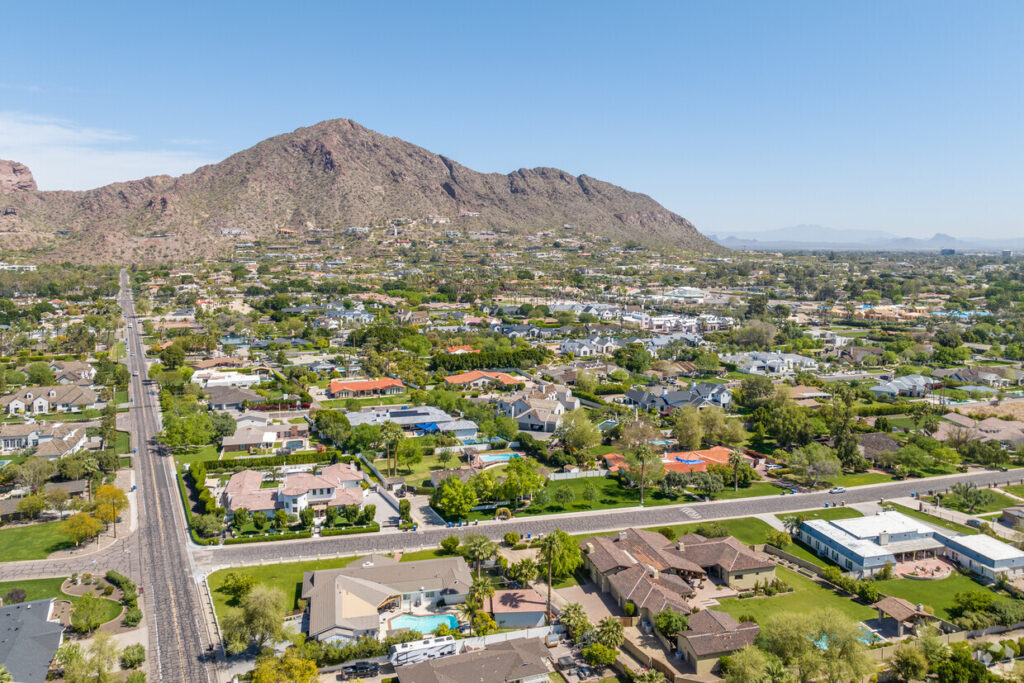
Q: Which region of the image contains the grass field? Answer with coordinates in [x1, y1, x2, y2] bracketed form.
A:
[320, 394, 412, 409]
[937, 489, 1018, 515]
[114, 390, 129, 404]
[1002, 484, 1024, 499]
[776, 507, 863, 523]
[208, 555, 362, 621]
[114, 430, 131, 454]
[884, 503, 978, 535]
[831, 472, 895, 487]
[874, 572, 1001, 620]
[700, 482, 786, 501]
[0, 521, 75, 562]
[0, 576, 122, 623]
[717, 566, 876, 623]
[173, 445, 220, 468]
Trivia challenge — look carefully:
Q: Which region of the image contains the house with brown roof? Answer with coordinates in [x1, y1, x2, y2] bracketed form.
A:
[395, 637, 550, 683]
[675, 533, 775, 591]
[677, 610, 759, 676]
[221, 462, 365, 518]
[0, 385, 97, 416]
[490, 588, 547, 629]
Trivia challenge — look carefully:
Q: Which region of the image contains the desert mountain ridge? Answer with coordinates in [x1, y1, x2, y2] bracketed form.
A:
[0, 118, 720, 263]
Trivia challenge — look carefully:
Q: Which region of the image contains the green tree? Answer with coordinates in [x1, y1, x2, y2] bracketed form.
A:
[222, 584, 286, 654]
[508, 558, 539, 586]
[538, 528, 583, 625]
[470, 574, 496, 614]
[691, 471, 724, 499]
[891, 641, 928, 683]
[16, 493, 46, 519]
[558, 602, 592, 641]
[62, 512, 103, 547]
[554, 408, 601, 463]
[461, 533, 497, 577]
[582, 642, 617, 667]
[725, 646, 768, 683]
[624, 443, 665, 505]
[220, 571, 258, 602]
[788, 443, 842, 488]
[94, 484, 128, 536]
[377, 421, 405, 478]
[654, 608, 688, 637]
[431, 476, 478, 520]
[299, 506, 314, 529]
[670, 405, 703, 450]
[25, 361, 56, 385]
[553, 485, 575, 508]
[71, 594, 108, 633]
[728, 449, 745, 492]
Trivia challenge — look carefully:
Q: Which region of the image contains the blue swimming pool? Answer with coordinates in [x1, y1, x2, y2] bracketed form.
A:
[390, 613, 458, 632]
[478, 452, 522, 464]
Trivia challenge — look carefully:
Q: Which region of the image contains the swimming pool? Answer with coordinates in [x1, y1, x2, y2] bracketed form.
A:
[389, 613, 458, 633]
[478, 452, 522, 464]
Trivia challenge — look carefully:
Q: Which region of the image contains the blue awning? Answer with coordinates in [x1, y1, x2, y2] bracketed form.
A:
[415, 422, 440, 432]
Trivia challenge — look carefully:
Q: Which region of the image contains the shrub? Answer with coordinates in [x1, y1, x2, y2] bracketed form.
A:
[121, 643, 146, 669]
[123, 606, 143, 627]
[623, 602, 636, 617]
[2, 588, 26, 604]
[504, 532, 521, 546]
[102, 584, 114, 596]
[765, 529, 791, 548]
[694, 522, 728, 538]
[582, 642, 617, 666]
[126, 672, 146, 683]
[441, 536, 460, 554]
[321, 524, 379, 537]
[655, 526, 677, 541]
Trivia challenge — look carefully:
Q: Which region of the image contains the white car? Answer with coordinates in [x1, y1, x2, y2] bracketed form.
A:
[829, 486, 846, 494]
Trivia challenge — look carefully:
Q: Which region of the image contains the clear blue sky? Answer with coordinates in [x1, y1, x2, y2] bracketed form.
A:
[2, 1, 1022, 238]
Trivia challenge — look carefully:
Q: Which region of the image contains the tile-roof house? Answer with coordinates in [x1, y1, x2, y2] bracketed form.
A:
[205, 385, 263, 411]
[0, 598, 65, 683]
[326, 378, 405, 399]
[677, 610, 759, 676]
[675, 534, 775, 590]
[221, 463, 364, 517]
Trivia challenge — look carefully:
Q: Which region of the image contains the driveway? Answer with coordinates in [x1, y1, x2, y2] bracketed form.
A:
[557, 582, 621, 620]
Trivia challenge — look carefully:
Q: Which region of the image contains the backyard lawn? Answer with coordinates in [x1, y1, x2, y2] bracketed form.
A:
[874, 572, 1002, 620]
[717, 566, 876, 623]
[0, 577, 122, 623]
[883, 503, 978, 535]
[0, 521, 75, 562]
[208, 554, 362, 622]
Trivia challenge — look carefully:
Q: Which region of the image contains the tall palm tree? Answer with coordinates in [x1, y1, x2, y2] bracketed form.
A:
[538, 530, 582, 626]
[728, 449, 744, 492]
[462, 534, 496, 577]
[457, 596, 482, 636]
[470, 575, 496, 616]
[378, 421, 404, 477]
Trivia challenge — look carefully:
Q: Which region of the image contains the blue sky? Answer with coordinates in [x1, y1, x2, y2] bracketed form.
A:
[2, 1, 1022, 238]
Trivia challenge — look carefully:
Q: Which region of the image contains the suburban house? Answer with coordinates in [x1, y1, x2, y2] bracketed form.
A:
[221, 422, 309, 454]
[676, 609, 760, 676]
[932, 413, 1024, 449]
[326, 377, 405, 399]
[0, 385, 98, 415]
[623, 382, 732, 413]
[205, 385, 262, 412]
[444, 370, 523, 389]
[580, 528, 775, 619]
[0, 422, 87, 457]
[869, 374, 940, 398]
[48, 360, 97, 385]
[395, 638, 551, 683]
[0, 598, 65, 683]
[189, 370, 261, 389]
[302, 554, 472, 643]
[495, 384, 580, 433]
[221, 462, 365, 517]
[720, 351, 818, 376]
[344, 405, 478, 439]
[799, 510, 1024, 579]
[603, 446, 752, 477]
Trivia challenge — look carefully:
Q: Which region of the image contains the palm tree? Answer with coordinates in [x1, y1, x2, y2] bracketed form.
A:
[728, 449, 744, 492]
[470, 575, 496, 616]
[763, 659, 791, 683]
[377, 421, 405, 477]
[781, 515, 804, 536]
[537, 529, 582, 626]
[462, 533, 496, 577]
[457, 596, 482, 636]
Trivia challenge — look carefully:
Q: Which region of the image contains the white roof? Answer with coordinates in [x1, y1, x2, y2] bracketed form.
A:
[948, 533, 1024, 562]
[832, 511, 932, 539]
[803, 519, 895, 561]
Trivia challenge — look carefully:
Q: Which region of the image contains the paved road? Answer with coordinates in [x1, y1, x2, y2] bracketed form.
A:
[193, 467, 1024, 572]
[120, 272, 216, 683]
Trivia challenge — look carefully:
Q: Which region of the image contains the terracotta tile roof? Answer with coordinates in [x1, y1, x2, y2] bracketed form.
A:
[444, 370, 520, 386]
[328, 378, 404, 393]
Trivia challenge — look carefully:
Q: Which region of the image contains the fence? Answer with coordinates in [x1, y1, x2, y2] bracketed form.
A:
[763, 544, 825, 577]
[459, 625, 563, 650]
[548, 469, 610, 481]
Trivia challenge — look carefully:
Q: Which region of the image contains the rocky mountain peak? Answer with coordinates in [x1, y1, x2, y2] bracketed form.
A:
[0, 159, 37, 192]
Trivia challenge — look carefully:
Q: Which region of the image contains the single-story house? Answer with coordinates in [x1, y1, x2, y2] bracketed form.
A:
[677, 610, 759, 676]
[395, 638, 550, 683]
[327, 378, 405, 399]
[490, 588, 547, 629]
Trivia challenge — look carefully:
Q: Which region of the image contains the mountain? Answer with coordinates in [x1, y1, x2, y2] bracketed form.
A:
[711, 225, 1020, 252]
[0, 119, 718, 262]
[0, 159, 37, 192]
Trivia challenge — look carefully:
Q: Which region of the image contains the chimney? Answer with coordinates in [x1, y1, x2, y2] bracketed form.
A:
[618, 530, 628, 542]
[677, 540, 685, 553]
[878, 532, 889, 546]
[648, 565, 659, 580]
[585, 543, 594, 555]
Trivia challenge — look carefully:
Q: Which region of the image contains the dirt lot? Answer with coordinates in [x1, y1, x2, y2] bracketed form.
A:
[962, 401, 1024, 420]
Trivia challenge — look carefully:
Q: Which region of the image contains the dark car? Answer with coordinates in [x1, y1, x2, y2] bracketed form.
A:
[340, 661, 380, 678]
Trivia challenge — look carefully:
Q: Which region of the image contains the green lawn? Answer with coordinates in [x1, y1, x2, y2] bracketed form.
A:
[320, 394, 412, 409]
[696, 482, 785, 501]
[659, 517, 776, 546]
[776, 508, 863, 523]
[0, 577, 122, 623]
[113, 390, 129, 404]
[717, 566, 876, 624]
[937, 490, 1018, 515]
[874, 573, 1002, 620]
[831, 472, 895, 487]
[173, 445, 220, 468]
[0, 521, 75, 562]
[884, 503, 978, 535]
[1001, 484, 1024, 499]
[399, 548, 452, 563]
[208, 554, 362, 622]
[114, 430, 131, 454]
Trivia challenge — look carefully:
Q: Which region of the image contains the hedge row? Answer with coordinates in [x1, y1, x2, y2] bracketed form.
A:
[223, 531, 313, 545]
[852, 403, 906, 417]
[174, 471, 217, 546]
[571, 389, 606, 405]
[201, 451, 352, 471]
[321, 523, 380, 537]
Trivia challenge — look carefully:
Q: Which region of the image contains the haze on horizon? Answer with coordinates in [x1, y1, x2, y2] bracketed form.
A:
[1, 1, 1022, 240]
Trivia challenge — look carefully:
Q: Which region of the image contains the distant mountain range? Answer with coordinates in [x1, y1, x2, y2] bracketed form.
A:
[711, 225, 1024, 252]
[0, 118, 720, 263]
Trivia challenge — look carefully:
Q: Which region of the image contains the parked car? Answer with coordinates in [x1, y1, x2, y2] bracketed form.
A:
[340, 661, 380, 679]
[829, 486, 846, 494]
